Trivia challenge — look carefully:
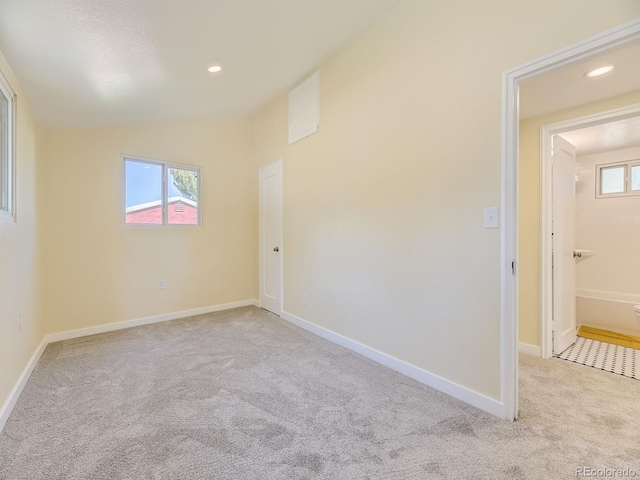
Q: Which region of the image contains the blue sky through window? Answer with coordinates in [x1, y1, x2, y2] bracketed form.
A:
[125, 160, 182, 207]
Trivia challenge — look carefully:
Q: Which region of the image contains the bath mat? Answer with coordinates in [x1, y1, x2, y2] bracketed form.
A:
[557, 336, 639, 380]
[577, 325, 640, 350]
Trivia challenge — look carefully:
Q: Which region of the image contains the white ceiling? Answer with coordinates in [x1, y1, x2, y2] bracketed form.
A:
[0, 0, 403, 129]
[520, 40, 640, 119]
[559, 116, 640, 155]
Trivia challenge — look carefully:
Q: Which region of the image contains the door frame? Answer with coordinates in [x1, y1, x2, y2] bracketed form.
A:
[259, 159, 284, 316]
[501, 18, 640, 420]
[539, 103, 640, 359]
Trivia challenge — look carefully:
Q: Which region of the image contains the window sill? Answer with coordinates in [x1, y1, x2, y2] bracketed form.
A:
[0, 210, 15, 224]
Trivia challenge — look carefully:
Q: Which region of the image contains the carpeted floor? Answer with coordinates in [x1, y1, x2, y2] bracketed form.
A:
[1, 306, 639, 479]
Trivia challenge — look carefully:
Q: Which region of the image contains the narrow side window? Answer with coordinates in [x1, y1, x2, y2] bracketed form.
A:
[0, 68, 15, 221]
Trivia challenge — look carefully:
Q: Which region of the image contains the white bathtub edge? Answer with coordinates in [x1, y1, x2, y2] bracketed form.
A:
[576, 289, 640, 305]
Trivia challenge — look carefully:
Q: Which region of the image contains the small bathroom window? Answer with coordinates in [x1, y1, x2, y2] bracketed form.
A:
[631, 165, 640, 191]
[596, 160, 640, 198]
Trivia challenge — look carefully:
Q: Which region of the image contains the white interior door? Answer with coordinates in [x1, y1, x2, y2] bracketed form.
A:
[552, 135, 577, 355]
[259, 160, 283, 315]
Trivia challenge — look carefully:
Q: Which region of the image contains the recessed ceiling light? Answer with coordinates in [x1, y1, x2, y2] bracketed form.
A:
[584, 65, 614, 78]
[207, 65, 222, 74]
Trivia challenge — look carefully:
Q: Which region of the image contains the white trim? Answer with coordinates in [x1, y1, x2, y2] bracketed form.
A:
[0, 338, 47, 433]
[125, 196, 197, 213]
[281, 310, 505, 418]
[46, 299, 258, 343]
[126, 199, 161, 213]
[500, 44, 520, 423]
[168, 196, 197, 207]
[502, 18, 640, 419]
[540, 128, 553, 359]
[0, 299, 259, 435]
[518, 342, 542, 357]
[576, 288, 640, 305]
[540, 102, 640, 359]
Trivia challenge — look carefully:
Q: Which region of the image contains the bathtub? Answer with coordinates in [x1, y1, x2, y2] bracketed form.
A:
[576, 289, 640, 336]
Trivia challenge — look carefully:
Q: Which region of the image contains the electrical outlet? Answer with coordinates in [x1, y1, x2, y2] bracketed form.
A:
[19, 310, 24, 332]
[302, 293, 307, 305]
[158, 279, 165, 290]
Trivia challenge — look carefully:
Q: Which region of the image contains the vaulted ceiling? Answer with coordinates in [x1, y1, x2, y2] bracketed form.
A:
[3, 2, 639, 132]
[0, 0, 403, 129]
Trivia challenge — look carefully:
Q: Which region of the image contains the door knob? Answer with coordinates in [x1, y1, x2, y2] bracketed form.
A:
[273, 247, 279, 252]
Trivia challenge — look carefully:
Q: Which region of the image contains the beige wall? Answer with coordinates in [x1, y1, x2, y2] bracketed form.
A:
[575, 146, 640, 294]
[519, 90, 640, 347]
[573, 146, 640, 336]
[250, 0, 640, 399]
[0, 52, 45, 413]
[43, 117, 258, 334]
[2, 0, 640, 416]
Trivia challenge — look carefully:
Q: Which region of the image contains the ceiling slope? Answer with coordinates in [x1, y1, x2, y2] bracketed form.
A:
[0, 0, 403, 129]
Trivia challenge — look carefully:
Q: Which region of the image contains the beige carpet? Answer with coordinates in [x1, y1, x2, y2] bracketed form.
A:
[1, 306, 639, 479]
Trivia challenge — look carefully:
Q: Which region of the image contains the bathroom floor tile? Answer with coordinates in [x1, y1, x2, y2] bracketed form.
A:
[557, 337, 638, 380]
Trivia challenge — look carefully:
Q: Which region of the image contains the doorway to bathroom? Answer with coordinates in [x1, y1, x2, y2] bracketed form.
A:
[516, 37, 640, 362]
[504, 20, 640, 419]
[538, 107, 640, 377]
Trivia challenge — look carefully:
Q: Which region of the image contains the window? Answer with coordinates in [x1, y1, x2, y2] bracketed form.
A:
[0, 67, 15, 221]
[596, 160, 640, 198]
[600, 166, 625, 194]
[632, 165, 640, 191]
[124, 156, 200, 226]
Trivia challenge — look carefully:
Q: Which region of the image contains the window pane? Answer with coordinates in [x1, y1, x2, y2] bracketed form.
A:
[125, 160, 162, 224]
[632, 165, 640, 191]
[601, 166, 625, 194]
[168, 167, 198, 225]
[0, 91, 8, 212]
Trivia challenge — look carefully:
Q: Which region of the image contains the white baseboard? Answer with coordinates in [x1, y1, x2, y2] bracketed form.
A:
[280, 310, 506, 419]
[0, 337, 47, 433]
[46, 299, 259, 343]
[1, 299, 259, 435]
[518, 342, 542, 357]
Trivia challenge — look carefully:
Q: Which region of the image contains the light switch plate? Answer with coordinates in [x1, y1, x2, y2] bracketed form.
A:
[484, 207, 499, 229]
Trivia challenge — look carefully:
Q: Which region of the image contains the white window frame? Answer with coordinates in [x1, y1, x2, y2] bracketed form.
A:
[0, 67, 16, 223]
[595, 159, 640, 198]
[122, 155, 202, 227]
